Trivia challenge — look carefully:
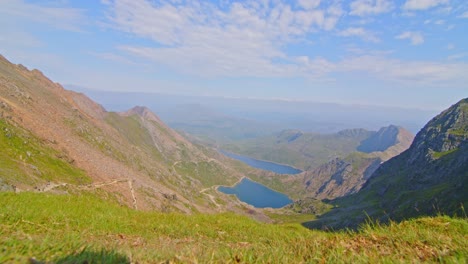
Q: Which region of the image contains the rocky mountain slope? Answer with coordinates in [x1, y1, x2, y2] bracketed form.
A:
[0, 55, 257, 215]
[299, 154, 381, 199]
[307, 98, 468, 229]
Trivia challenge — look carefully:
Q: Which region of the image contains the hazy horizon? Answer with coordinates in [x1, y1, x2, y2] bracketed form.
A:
[68, 84, 439, 135]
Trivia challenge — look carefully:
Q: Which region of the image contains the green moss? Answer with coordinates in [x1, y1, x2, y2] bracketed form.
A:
[0, 119, 91, 185]
[448, 129, 467, 136]
[433, 148, 458, 159]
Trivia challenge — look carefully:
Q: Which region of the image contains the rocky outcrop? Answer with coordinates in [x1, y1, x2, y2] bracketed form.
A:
[301, 155, 381, 199]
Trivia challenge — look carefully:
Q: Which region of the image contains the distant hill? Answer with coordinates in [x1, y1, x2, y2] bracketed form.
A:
[306, 98, 468, 230]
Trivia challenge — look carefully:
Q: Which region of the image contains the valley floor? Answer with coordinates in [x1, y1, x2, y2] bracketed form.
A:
[1, 192, 467, 263]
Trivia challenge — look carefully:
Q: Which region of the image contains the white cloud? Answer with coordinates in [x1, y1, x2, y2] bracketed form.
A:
[447, 52, 468, 60]
[89, 52, 141, 66]
[396, 31, 424, 45]
[104, 0, 344, 77]
[459, 11, 468, 18]
[0, 0, 86, 31]
[349, 0, 393, 16]
[0, 30, 42, 48]
[298, 0, 321, 10]
[338, 27, 380, 42]
[336, 54, 468, 85]
[402, 0, 449, 11]
[101, 0, 468, 88]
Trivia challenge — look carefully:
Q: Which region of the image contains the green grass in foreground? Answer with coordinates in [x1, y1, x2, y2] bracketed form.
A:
[1, 192, 467, 263]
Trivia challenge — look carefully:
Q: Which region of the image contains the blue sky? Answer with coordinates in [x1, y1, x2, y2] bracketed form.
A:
[1, 0, 467, 110]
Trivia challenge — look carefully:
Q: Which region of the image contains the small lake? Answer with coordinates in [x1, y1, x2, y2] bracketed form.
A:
[220, 150, 302, 174]
[218, 178, 293, 208]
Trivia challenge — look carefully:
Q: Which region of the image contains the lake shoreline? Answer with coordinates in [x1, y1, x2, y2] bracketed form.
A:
[217, 177, 293, 209]
[219, 149, 303, 174]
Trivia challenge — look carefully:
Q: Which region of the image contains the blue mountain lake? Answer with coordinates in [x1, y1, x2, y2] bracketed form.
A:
[218, 178, 293, 208]
[219, 150, 302, 174]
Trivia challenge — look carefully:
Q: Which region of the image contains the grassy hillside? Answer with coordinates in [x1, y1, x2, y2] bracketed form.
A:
[0, 119, 91, 188]
[1, 192, 467, 263]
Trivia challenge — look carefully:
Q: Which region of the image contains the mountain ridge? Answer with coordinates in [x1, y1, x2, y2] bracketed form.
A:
[306, 98, 468, 229]
[0, 54, 262, 216]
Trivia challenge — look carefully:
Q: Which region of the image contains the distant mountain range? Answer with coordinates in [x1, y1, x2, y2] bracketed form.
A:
[306, 98, 468, 229]
[67, 85, 437, 139]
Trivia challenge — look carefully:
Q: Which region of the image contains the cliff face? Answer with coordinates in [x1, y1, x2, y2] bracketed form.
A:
[407, 99, 467, 165]
[301, 155, 381, 199]
[306, 98, 468, 230]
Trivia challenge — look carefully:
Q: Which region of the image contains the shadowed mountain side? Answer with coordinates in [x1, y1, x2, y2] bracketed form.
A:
[357, 125, 413, 153]
[305, 98, 468, 230]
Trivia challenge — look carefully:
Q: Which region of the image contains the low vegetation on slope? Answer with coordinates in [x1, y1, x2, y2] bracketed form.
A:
[1, 192, 467, 263]
[0, 119, 91, 188]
